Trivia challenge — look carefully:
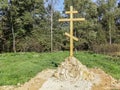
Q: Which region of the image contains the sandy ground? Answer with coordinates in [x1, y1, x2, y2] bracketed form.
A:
[0, 69, 55, 90]
[91, 68, 120, 90]
[0, 68, 120, 90]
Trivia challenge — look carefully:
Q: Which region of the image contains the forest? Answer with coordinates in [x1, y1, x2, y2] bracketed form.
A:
[0, 0, 120, 54]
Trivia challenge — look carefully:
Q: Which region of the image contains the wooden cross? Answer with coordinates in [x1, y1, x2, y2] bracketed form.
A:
[59, 6, 85, 57]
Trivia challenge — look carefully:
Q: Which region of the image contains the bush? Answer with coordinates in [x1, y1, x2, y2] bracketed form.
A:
[16, 36, 51, 52]
[92, 44, 120, 55]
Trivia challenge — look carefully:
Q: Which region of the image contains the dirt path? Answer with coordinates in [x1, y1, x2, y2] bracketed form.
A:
[0, 68, 120, 90]
[0, 69, 55, 90]
[91, 68, 120, 90]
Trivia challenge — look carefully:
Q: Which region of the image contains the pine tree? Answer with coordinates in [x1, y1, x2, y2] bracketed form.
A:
[64, 0, 98, 50]
[0, 0, 37, 52]
[97, 0, 118, 44]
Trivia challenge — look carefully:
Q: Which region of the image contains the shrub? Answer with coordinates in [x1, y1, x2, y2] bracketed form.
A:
[92, 44, 120, 55]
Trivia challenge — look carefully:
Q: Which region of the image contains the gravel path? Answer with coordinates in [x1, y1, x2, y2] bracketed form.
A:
[39, 77, 93, 90]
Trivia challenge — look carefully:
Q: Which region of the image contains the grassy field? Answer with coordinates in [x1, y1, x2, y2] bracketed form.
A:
[0, 51, 120, 85]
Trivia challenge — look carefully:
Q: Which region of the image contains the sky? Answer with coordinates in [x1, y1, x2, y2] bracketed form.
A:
[55, 0, 97, 12]
[54, 0, 64, 12]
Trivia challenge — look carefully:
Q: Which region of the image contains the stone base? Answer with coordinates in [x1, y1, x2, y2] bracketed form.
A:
[40, 57, 100, 90]
[54, 57, 98, 83]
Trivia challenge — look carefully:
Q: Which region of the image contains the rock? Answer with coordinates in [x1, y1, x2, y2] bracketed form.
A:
[54, 57, 98, 83]
[17, 83, 21, 86]
[40, 57, 101, 90]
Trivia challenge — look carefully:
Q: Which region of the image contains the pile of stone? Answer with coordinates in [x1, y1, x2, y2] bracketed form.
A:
[40, 57, 100, 90]
[54, 57, 99, 83]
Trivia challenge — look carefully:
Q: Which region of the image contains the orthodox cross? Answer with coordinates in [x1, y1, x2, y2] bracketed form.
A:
[59, 6, 85, 57]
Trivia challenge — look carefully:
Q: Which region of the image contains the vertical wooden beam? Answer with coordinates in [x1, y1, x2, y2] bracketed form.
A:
[70, 6, 73, 57]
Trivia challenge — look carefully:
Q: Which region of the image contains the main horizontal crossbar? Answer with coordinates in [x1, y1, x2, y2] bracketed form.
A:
[59, 18, 85, 22]
[65, 11, 78, 14]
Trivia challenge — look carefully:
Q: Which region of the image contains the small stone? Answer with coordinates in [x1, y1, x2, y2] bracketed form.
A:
[17, 83, 21, 86]
[54, 57, 97, 83]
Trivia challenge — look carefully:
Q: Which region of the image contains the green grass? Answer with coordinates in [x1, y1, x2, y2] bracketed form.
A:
[0, 51, 120, 85]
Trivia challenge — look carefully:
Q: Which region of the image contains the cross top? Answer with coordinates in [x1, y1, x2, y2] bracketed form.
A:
[59, 6, 85, 57]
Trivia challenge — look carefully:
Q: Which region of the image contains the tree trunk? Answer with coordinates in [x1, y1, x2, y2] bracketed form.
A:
[109, 28, 112, 45]
[51, 0, 53, 52]
[109, 21, 112, 45]
[11, 23, 16, 53]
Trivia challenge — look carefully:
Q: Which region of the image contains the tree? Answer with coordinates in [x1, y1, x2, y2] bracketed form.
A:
[45, 0, 60, 52]
[0, 0, 35, 52]
[97, 0, 118, 44]
[64, 0, 98, 50]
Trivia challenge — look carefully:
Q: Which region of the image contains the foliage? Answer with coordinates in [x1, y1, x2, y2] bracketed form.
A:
[97, 0, 118, 44]
[0, 0, 120, 52]
[92, 44, 120, 55]
[0, 0, 35, 52]
[64, 0, 100, 49]
[63, 0, 120, 50]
